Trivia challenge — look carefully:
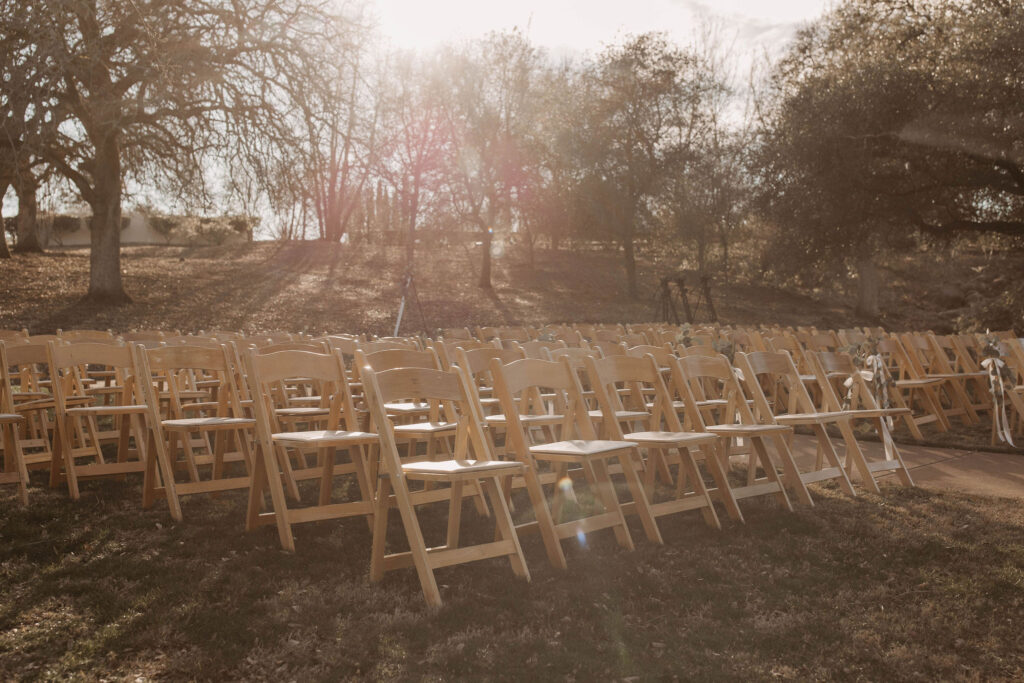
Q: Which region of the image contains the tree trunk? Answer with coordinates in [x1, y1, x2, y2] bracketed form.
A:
[0, 179, 10, 260]
[855, 253, 880, 318]
[87, 138, 130, 303]
[623, 233, 637, 299]
[479, 227, 493, 289]
[14, 176, 43, 253]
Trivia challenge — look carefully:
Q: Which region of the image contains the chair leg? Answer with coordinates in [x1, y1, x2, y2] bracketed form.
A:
[616, 450, 663, 544]
[481, 477, 530, 581]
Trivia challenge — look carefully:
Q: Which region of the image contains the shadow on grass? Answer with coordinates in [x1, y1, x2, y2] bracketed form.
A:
[2, 473, 1024, 679]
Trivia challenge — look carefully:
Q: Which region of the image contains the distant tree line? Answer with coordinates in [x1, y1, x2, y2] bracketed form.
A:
[2, 0, 1022, 317]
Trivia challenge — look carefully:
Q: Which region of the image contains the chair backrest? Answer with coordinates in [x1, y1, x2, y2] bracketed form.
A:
[454, 346, 525, 376]
[58, 329, 116, 342]
[2, 341, 50, 395]
[361, 365, 493, 468]
[515, 340, 568, 359]
[255, 341, 329, 355]
[585, 354, 676, 434]
[0, 342, 16, 413]
[624, 344, 675, 367]
[734, 350, 816, 422]
[243, 349, 358, 433]
[199, 329, 244, 341]
[47, 340, 138, 409]
[429, 338, 496, 368]
[678, 344, 719, 358]
[163, 335, 222, 347]
[0, 329, 29, 342]
[490, 356, 597, 441]
[669, 353, 757, 430]
[439, 327, 474, 341]
[584, 340, 626, 358]
[476, 326, 534, 343]
[355, 348, 442, 373]
[122, 330, 170, 343]
[135, 343, 246, 419]
[359, 339, 419, 354]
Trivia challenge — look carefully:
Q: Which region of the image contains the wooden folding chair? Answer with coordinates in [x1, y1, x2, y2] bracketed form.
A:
[669, 354, 793, 519]
[354, 348, 456, 462]
[132, 344, 258, 519]
[0, 341, 68, 473]
[877, 337, 954, 433]
[584, 353, 725, 530]
[430, 338, 499, 368]
[492, 356, 662, 567]
[0, 343, 30, 504]
[900, 332, 980, 426]
[734, 351, 869, 498]
[807, 351, 914, 488]
[46, 341, 153, 500]
[362, 364, 530, 607]
[243, 348, 378, 551]
[58, 329, 117, 343]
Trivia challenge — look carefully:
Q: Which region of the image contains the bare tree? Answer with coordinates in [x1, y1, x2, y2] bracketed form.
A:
[2, 0, 339, 301]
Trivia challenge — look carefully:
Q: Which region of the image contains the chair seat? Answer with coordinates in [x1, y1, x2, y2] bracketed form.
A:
[895, 378, 945, 388]
[383, 401, 431, 414]
[163, 417, 255, 431]
[271, 430, 378, 447]
[275, 407, 329, 417]
[645, 399, 687, 411]
[926, 372, 987, 380]
[12, 391, 48, 400]
[706, 423, 791, 437]
[843, 407, 912, 419]
[67, 404, 148, 415]
[0, 413, 25, 424]
[485, 413, 563, 426]
[394, 421, 457, 434]
[402, 458, 523, 481]
[159, 390, 210, 400]
[289, 395, 323, 405]
[773, 411, 852, 426]
[15, 395, 92, 411]
[623, 430, 719, 446]
[530, 439, 637, 457]
[588, 409, 649, 421]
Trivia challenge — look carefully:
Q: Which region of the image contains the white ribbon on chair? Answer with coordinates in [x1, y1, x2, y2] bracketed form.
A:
[844, 354, 894, 427]
[981, 356, 1015, 447]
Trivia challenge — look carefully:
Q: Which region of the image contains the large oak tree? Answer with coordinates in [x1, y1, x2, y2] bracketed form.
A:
[2, 0, 335, 301]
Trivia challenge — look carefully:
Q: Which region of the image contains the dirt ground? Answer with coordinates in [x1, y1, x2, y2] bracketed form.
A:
[4, 240, 1017, 336]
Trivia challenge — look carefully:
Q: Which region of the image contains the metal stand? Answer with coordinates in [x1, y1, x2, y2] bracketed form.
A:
[393, 269, 428, 337]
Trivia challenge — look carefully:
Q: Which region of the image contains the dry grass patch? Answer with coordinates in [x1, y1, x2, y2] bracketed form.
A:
[1, 473, 1023, 680]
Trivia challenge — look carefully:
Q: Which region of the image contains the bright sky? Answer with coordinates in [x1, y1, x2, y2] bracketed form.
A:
[373, 0, 833, 59]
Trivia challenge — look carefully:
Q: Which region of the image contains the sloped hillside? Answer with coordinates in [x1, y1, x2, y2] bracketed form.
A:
[0, 240, 1020, 334]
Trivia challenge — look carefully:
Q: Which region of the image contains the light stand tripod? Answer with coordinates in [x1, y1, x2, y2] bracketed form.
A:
[393, 267, 428, 337]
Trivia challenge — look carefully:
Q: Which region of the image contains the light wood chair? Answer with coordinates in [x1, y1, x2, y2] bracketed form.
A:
[876, 337, 953, 433]
[354, 348, 455, 463]
[0, 343, 30, 504]
[362, 364, 530, 607]
[132, 343, 258, 519]
[669, 354, 793, 519]
[734, 350, 869, 498]
[243, 348, 378, 551]
[491, 356, 662, 567]
[900, 332, 981, 426]
[584, 353, 725, 530]
[45, 341, 154, 500]
[807, 351, 914, 488]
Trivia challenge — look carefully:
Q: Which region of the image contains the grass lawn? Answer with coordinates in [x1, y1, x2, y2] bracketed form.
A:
[2, 472, 1023, 680]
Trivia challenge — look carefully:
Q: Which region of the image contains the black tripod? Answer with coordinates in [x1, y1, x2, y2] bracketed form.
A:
[393, 268, 428, 336]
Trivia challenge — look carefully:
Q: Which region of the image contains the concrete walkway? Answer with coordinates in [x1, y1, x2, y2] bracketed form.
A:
[788, 434, 1024, 499]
